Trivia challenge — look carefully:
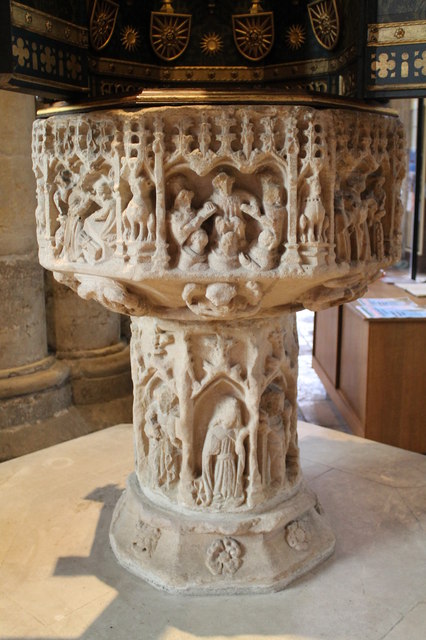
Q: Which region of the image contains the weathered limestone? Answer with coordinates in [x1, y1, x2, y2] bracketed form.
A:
[0, 91, 71, 457]
[32, 101, 406, 593]
[110, 312, 334, 593]
[45, 275, 132, 405]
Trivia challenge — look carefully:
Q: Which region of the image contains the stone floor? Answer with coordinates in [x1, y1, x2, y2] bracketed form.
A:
[1, 422, 425, 640]
[296, 310, 351, 434]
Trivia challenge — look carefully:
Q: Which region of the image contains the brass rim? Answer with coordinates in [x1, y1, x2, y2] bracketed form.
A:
[37, 88, 398, 117]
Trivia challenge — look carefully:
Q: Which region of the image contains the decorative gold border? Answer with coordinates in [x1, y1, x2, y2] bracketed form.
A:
[367, 82, 426, 91]
[89, 45, 356, 84]
[5, 72, 89, 92]
[11, 1, 88, 48]
[36, 88, 399, 117]
[367, 20, 426, 47]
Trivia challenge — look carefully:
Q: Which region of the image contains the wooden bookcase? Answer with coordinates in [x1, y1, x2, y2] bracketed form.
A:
[312, 280, 426, 453]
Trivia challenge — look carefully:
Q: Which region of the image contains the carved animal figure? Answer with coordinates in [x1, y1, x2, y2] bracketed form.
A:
[122, 176, 154, 244]
[298, 173, 326, 243]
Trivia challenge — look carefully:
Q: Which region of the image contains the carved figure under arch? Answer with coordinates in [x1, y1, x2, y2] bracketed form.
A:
[144, 382, 181, 491]
[197, 396, 249, 509]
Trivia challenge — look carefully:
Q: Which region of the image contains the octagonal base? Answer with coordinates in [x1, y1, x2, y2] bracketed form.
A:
[110, 473, 335, 595]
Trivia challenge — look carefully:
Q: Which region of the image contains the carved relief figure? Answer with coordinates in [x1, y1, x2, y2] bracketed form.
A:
[334, 191, 351, 262]
[82, 177, 116, 263]
[366, 177, 386, 261]
[258, 383, 291, 488]
[209, 172, 256, 269]
[62, 190, 93, 262]
[199, 396, 248, 508]
[144, 384, 181, 490]
[169, 188, 217, 269]
[239, 173, 286, 270]
[298, 173, 326, 243]
[182, 281, 263, 319]
[52, 169, 74, 256]
[122, 176, 155, 246]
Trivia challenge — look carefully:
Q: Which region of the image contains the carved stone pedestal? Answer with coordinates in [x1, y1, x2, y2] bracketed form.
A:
[110, 312, 335, 593]
[32, 97, 405, 593]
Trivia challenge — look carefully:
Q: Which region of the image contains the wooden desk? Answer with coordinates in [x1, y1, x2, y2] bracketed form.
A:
[313, 279, 426, 453]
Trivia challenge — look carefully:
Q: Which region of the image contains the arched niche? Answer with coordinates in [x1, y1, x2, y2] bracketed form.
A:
[192, 376, 247, 477]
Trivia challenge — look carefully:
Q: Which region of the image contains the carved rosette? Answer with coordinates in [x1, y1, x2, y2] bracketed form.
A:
[32, 101, 406, 594]
[32, 104, 406, 320]
[206, 537, 243, 576]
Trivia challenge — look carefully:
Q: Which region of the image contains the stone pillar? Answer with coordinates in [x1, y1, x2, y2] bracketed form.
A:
[110, 312, 332, 593]
[45, 275, 132, 405]
[0, 91, 71, 459]
[32, 100, 406, 593]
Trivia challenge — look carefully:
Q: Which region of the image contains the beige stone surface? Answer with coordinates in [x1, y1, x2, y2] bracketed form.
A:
[0, 90, 46, 367]
[33, 104, 406, 319]
[0, 422, 425, 639]
[31, 103, 407, 594]
[45, 274, 132, 405]
[0, 90, 72, 435]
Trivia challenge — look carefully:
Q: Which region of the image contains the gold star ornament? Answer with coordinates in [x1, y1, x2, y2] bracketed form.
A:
[121, 25, 140, 52]
[201, 33, 223, 56]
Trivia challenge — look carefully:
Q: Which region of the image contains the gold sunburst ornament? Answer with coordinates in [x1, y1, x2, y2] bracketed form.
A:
[201, 33, 223, 56]
[308, 0, 340, 50]
[285, 24, 306, 50]
[89, 0, 119, 51]
[121, 25, 140, 52]
[232, 17, 274, 61]
[150, 1, 191, 61]
[232, 0, 274, 61]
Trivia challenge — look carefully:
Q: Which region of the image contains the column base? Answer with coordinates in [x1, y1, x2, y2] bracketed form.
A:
[59, 341, 132, 405]
[110, 472, 335, 595]
[0, 356, 71, 428]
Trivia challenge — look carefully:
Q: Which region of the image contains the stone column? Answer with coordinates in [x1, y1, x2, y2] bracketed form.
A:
[45, 275, 132, 405]
[0, 91, 71, 459]
[110, 312, 328, 593]
[32, 100, 406, 593]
